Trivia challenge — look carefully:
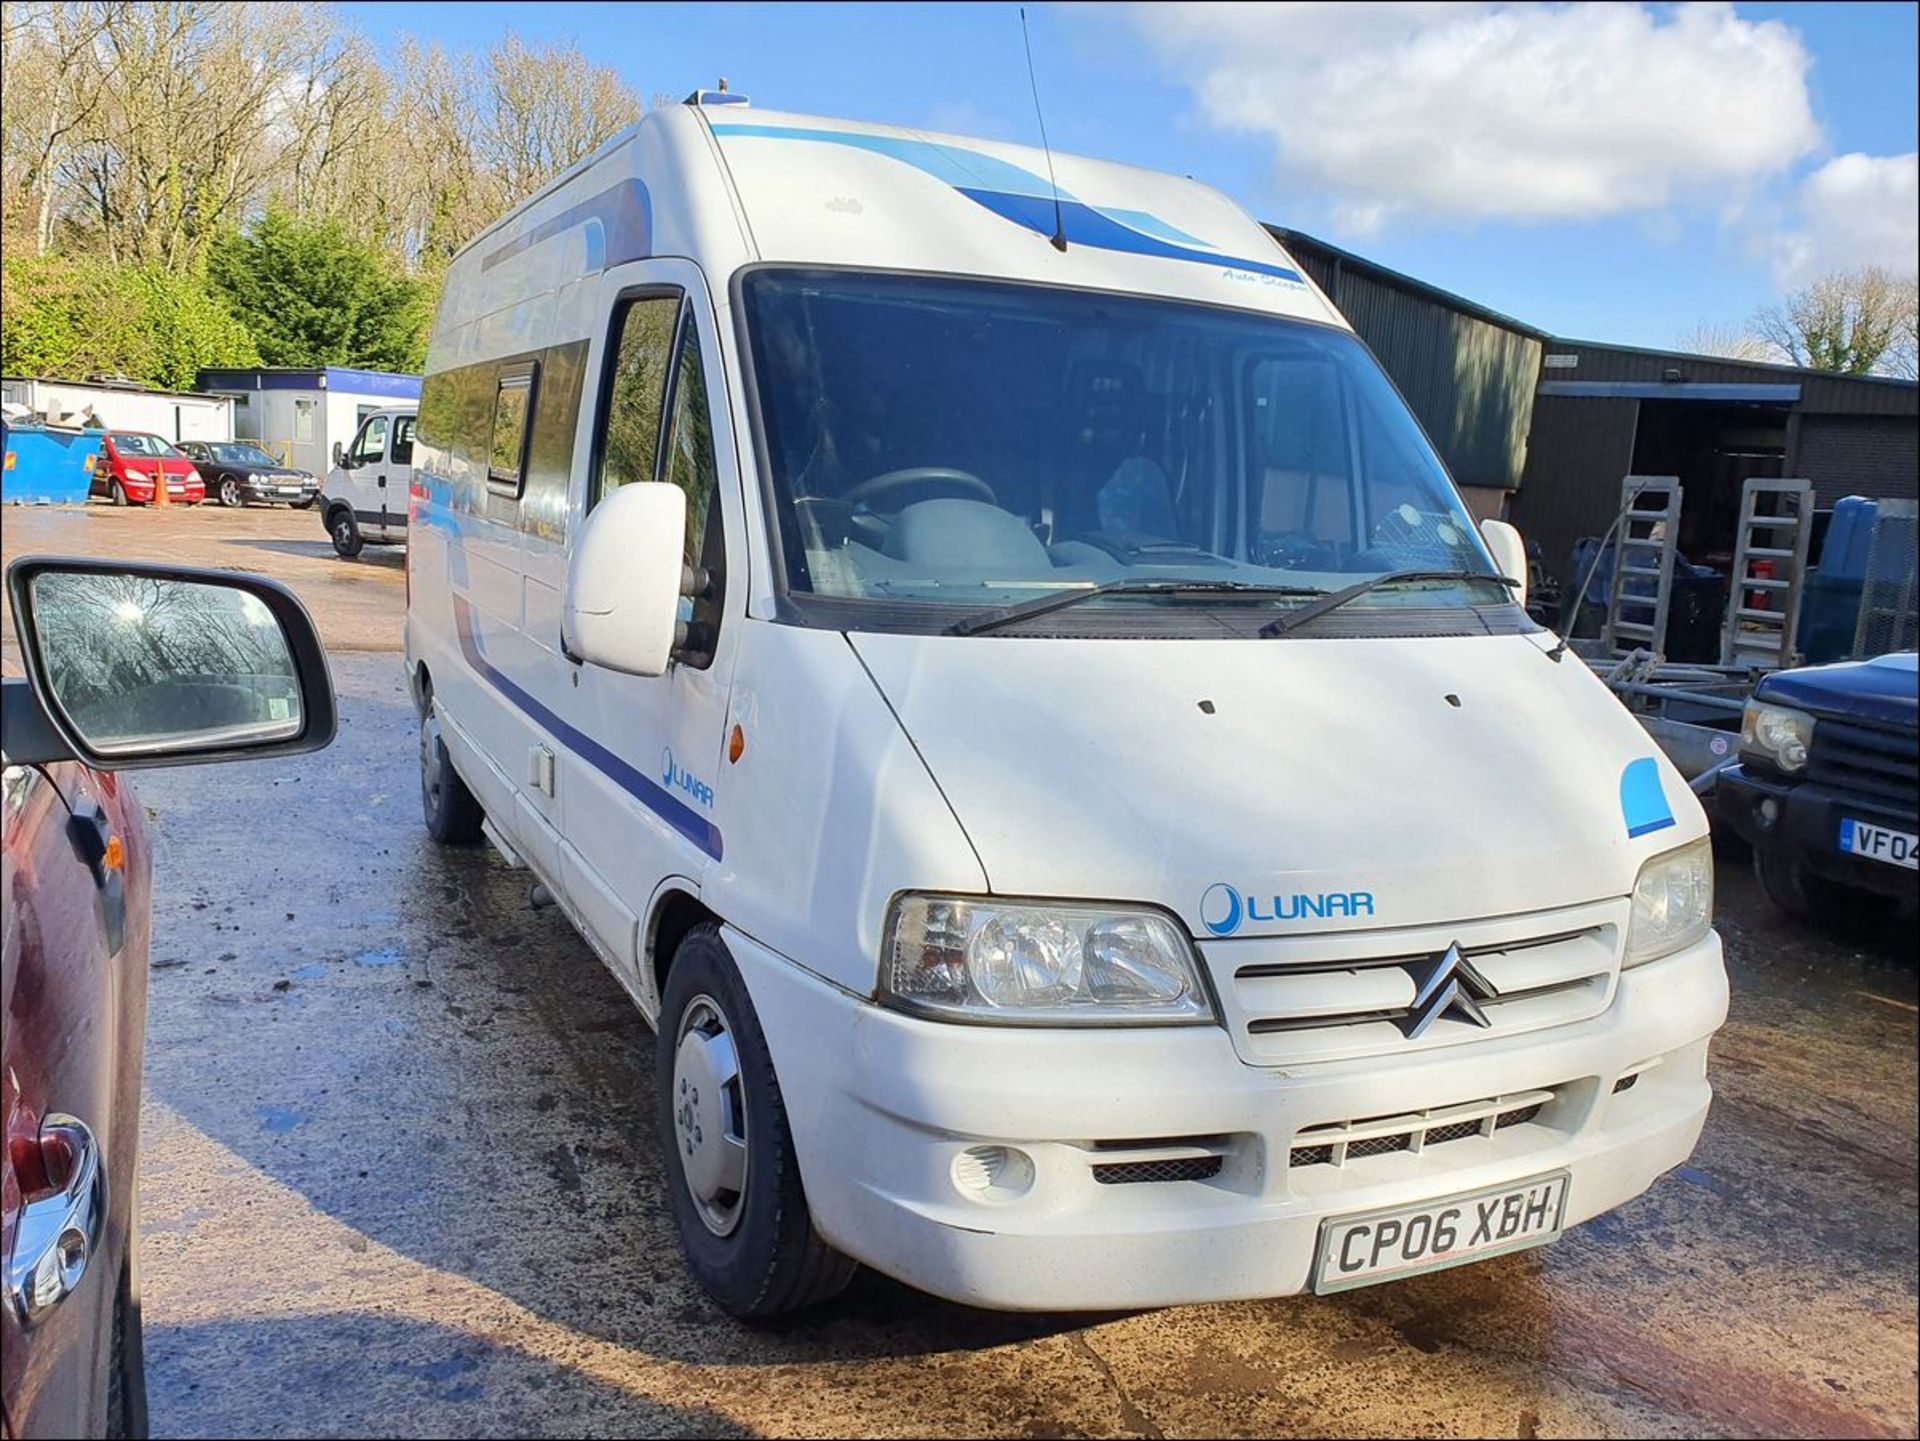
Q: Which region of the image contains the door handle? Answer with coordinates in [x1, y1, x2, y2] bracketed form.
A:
[377, 475, 387, 487]
[5, 1115, 107, 1325]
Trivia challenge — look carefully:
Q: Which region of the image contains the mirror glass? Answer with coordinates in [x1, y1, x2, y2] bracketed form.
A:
[27, 572, 303, 756]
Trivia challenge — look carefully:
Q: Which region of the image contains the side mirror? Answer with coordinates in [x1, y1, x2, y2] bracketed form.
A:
[563, 482, 687, 677]
[2, 558, 337, 770]
[331, 440, 345, 468]
[1480, 518, 1528, 608]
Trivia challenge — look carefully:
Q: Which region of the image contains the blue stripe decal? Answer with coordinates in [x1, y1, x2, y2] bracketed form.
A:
[481, 178, 653, 274]
[710, 122, 1301, 284]
[450, 593, 723, 861]
[1619, 757, 1676, 840]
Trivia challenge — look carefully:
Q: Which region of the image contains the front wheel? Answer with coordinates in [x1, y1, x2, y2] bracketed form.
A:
[328, 507, 364, 558]
[218, 477, 243, 507]
[1753, 843, 1893, 937]
[420, 705, 484, 844]
[109, 480, 128, 506]
[657, 926, 856, 1318]
[106, 1251, 148, 1439]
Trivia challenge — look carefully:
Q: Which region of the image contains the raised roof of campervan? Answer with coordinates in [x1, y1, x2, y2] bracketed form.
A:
[428, 103, 1346, 371]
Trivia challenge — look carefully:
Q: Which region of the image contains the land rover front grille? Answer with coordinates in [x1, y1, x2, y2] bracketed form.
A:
[1806, 721, 1919, 810]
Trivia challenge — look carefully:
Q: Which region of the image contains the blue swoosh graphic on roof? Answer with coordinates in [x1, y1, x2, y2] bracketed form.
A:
[710, 122, 1303, 284]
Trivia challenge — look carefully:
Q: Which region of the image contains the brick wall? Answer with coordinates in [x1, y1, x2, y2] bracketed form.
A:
[1795, 414, 1919, 507]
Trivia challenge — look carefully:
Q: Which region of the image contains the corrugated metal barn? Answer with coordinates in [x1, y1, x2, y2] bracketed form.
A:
[1265, 226, 1920, 597]
[1268, 227, 1545, 522]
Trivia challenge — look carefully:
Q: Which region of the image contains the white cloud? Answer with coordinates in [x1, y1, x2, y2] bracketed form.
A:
[1772, 151, 1919, 285]
[1123, 1, 1822, 236]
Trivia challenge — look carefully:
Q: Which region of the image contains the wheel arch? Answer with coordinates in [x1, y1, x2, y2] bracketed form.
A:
[648, 885, 721, 1011]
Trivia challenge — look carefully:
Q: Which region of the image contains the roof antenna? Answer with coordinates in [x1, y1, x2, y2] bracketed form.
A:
[1020, 7, 1068, 252]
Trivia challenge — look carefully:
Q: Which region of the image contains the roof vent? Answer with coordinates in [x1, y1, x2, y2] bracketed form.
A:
[684, 77, 749, 107]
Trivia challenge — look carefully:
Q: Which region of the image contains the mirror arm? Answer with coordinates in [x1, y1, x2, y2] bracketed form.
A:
[0, 678, 77, 767]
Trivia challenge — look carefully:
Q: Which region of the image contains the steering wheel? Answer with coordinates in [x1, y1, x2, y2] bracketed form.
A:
[841, 467, 996, 513]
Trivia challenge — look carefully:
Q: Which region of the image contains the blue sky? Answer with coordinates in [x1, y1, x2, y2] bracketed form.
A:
[337, 1, 1919, 349]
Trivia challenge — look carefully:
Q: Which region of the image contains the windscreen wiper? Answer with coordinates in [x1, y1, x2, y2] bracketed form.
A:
[947, 579, 1324, 637]
[1257, 570, 1519, 639]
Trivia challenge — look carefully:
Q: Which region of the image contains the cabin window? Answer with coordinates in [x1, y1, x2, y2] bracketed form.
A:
[348, 413, 388, 468]
[487, 365, 538, 495]
[391, 414, 416, 467]
[592, 293, 681, 505]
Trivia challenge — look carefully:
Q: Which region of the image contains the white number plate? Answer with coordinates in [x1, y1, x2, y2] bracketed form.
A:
[1312, 1171, 1569, 1294]
[1838, 818, 1918, 870]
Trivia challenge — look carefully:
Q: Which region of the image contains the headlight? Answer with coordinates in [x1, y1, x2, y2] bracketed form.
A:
[184, 467, 202, 485]
[1741, 700, 1814, 773]
[883, 894, 1213, 1024]
[124, 468, 149, 482]
[249, 471, 262, 483]
[1623, 838, 1714, 967]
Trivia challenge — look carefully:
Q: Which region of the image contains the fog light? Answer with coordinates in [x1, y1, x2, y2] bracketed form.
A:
[1760, 798, 1780, 827]
[952, 1145, 1034, 1201]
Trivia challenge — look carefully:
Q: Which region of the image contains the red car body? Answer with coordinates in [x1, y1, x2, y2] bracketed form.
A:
[89, 434, 203, 507]
[1, 758, 150, 1439]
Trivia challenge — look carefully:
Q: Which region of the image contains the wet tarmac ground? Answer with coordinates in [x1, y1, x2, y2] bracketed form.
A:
[6, 506, 1918, 1437]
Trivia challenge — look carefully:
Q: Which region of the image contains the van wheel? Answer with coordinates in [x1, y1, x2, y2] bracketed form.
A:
[420, 707, 484, 845]
[329, 507, 364, 558]
[658, 926, 857, 1319]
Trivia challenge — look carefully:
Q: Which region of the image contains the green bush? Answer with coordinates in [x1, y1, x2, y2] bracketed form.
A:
[1, 255, 259, 392]
[209, 208, 432, 374]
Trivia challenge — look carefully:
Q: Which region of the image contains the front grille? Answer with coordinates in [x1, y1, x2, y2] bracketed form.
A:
[1092, 1156, 1224, 1185]
[1806, 720, 1920, 811]
[1212, 908, 1622, 1067]
[1289, 1090, 1553, 1168]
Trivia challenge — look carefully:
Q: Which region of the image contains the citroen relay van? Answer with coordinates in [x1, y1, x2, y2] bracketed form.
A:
[320, 406, 417, 557]
[405, 97, 1729, 1317]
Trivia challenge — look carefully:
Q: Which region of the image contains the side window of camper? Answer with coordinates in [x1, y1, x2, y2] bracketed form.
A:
[487, 365, 537, 496]
[662, 315, 725, 666]
[592, 294, 681, 504]
[349, 414, 388, 467]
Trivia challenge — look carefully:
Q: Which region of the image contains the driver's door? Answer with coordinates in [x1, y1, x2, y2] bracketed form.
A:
[336, 414, 387, 535]
[553, 260, 741, 1014]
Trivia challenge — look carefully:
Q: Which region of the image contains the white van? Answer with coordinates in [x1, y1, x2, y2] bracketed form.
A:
[319, 406, 417, 557]
[405, 97, 1728, 1317]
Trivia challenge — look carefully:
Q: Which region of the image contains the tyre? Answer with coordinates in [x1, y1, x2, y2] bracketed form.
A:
[1753, 843, 1892, 937]
[420, 704, 484, 844]
[109, 481, 128, 506]
[657, 926, 857, 1318]
[328, 506, 364, 558]
[218, 477, 243, 507]
[106, 1252, 148, 1440]
[293, 495, 317, 510]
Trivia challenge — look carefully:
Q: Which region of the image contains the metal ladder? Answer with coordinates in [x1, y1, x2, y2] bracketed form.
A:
[1602, 475, 1681, 656]
[1721, 477, 1813, 669]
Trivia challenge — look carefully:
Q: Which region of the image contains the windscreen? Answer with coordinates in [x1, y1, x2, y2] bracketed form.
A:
[741, 270, 1505, 633]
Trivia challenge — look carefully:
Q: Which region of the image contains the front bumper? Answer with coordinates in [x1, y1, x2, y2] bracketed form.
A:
[727, 926, 1728, 1311]
[240, 477, 317, 503]
[1717, 763, 1917, 900]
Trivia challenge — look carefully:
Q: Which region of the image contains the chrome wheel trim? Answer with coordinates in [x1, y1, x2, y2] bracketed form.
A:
[672, 993, 749, 1237]
[419, 710, 444, 817]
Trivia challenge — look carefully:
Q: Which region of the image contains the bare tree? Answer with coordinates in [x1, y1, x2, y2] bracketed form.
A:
[1673, 320, 1779, 364]
[0, 0, 112, 255]
[1752, 266, 1916, 378]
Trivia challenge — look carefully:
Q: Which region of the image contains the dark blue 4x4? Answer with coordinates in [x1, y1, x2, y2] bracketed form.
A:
[1718, 652, 1919, 925]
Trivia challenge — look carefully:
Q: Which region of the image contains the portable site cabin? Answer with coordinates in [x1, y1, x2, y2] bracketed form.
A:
[0, 375, 233, 444]
[196, 366, 421, 479]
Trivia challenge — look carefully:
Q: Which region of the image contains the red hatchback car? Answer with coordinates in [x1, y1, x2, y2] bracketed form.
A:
[2, 557, 334, 1439]
[87, 434, 203, 508]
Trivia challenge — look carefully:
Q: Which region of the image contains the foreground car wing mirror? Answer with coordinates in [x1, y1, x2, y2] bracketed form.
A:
[1479, 518, 1528, 608]
[562, 481, 688, 678]
[2, 558, 336, 770]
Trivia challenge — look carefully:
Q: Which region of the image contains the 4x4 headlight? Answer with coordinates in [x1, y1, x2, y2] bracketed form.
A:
[1741, 700, 1815, 774]
[882, 894, 1213, 1024]
[1623, 838, 1714, 968]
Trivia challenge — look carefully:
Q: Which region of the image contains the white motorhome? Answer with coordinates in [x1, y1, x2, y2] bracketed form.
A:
[406, 96, 1728, 1317]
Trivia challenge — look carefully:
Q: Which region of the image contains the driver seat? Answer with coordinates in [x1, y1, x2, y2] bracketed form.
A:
[883, 498, 1053, 576]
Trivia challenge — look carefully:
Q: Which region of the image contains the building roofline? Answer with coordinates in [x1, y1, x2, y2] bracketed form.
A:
[3, 374, 230, 403]
[1544, 336, 1920, 390]
[1264, 226, 1552, 341]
